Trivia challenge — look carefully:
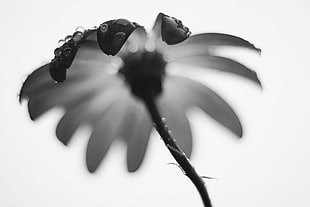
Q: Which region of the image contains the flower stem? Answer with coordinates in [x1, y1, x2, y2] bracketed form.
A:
[143, 95, 212, 207]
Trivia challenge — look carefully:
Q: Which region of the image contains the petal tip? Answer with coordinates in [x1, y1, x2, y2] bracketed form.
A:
[56, 127, 71, 146]
[255, 75, 263, 89]
[127, 158, 142, 173]
[57, 137, 69, 146]
[127, 165, 139, 173]
[251, 72, 263, 89]
[126, 152, 143, 173]
[28, 111, 36, 121]
[86, 159, 99, 173]
[237, 125, 243, 138]
[87, 167, 96, 173]
[86, 146, 103, 173]
[256, 47, 262, 55]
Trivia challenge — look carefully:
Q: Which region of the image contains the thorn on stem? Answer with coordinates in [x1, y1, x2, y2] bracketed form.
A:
[201, 176, 217, 180]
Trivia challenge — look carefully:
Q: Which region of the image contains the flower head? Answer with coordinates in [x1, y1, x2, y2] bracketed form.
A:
[20, 13, 261, 173]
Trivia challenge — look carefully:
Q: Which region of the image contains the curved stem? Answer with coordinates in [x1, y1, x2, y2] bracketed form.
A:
[143, 95, 212, 207]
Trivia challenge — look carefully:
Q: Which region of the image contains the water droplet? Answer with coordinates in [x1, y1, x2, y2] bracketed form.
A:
[115, 19, 130, 26]
[161, 117, 166, 123]
[73, 31, 84, 42]
[58, 39, 65, 46]
[168, 130, 173, 137]
[65, 35, 72, 43]
[75, 26, 86, 33]
[113, 32, 126, 46]
[63, 47, 72, 56]
[54, 48, 62, 57]
[99, 23, 108, 33]
[164, 125, 169, 132]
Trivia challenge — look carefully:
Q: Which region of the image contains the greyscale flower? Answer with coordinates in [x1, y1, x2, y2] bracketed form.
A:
[19, 13, 261, 173]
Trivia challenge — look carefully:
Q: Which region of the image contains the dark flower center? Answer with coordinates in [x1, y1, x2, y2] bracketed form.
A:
[118, 50, 167, 99]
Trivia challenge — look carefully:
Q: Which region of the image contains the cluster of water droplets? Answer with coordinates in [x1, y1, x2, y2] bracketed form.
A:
[160, 117, 175, 141]
[57, 26, 87, 47]
[53, 26, 90, 63]
[50, 26, 93, 82]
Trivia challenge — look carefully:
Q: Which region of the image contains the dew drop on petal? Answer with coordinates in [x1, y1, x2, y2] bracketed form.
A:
[63, 47, 72, 56]
[113, 32, 126, 46]
[54, 48, 62, 57]
[75, 26, 86, 33]
[99, 23, 109, 33]
[65, 35, 72, 43]
[116, 19, 130, 26]
[73, 31, 84, 42]
[58, 39, 65, 46]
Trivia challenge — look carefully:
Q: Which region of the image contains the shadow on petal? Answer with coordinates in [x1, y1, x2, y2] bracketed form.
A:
[119, 98, 153, 172]
[86, 88, 132, 173]
[163, 75, 243, 138]
[55, 83, 123, 145]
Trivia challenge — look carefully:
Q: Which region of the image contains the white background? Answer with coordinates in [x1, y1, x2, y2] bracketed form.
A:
[2, 0, 310, 206]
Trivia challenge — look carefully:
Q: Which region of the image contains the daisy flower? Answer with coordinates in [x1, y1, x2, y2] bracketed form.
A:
[19, 13, 261, 207]
[20, 12, 260, 172]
